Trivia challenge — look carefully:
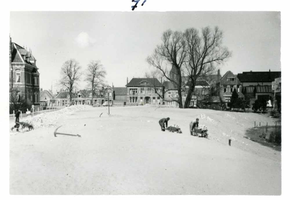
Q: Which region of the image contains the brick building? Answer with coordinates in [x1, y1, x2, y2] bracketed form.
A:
[9, 37, 40, 112]
[126, 78, 163, 105]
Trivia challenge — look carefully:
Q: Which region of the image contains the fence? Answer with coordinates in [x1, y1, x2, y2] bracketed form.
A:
[9, 107, 61, 119]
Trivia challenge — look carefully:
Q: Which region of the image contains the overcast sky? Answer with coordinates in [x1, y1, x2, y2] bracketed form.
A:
[10, 11, 280, 91]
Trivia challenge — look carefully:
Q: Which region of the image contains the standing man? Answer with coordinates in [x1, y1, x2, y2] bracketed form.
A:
[190, 118, 199, 136]
[11, 109, 21, 132]
[159, 117, 170, 131]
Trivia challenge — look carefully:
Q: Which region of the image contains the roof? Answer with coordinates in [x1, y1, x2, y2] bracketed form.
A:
[126, 78, 163, 87]
[237, 71, 281, 83]
[163, 81, 178, 90]
[220, 71, 240, 85]
[186, 79, 210, 87]
[40, 90, 54, 101]
[55, 92, 77, 99]
[11, 43, 36, 66]
[114, 87, 127, 95]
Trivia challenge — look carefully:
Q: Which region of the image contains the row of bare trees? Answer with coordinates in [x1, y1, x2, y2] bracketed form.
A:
[59, 59, 106, 104]
[147, 26, 231, 108]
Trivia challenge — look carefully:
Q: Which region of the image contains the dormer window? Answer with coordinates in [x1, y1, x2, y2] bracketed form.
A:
[140, 81, 149, 86]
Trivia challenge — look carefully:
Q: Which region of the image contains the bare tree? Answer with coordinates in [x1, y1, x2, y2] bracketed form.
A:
[147, 30, 187, 108]
[183, 27, 231, 108]
[9, 87, 29, 114]
[59, 59, 82, 104]
[85, 60, 106, 105]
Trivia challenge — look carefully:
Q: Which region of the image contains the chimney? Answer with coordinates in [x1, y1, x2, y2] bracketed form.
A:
[127, 77, 128, 85]
[217, 69, 221, 82]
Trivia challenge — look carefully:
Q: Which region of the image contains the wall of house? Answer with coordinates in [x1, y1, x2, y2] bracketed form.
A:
[241, 82, 272, 87]
[220, 85, 241, 102]
[115, 95, 127, 102]
[127, 87, 162, 105]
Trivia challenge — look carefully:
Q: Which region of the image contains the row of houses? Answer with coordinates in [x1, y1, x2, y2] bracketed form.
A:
[41, 69, 281, 110]
[9, 38, 281, 111]
[123, 69, 281, 108]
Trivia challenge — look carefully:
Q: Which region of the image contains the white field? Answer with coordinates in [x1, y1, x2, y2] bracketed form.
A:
[10, 105, 281, 195]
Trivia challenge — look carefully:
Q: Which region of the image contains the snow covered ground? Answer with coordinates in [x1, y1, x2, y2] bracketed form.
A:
[10, 105, 281, 195]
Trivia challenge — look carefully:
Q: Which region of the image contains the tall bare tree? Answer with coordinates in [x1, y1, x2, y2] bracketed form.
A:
[147, 30, 187, 108]
[60, 59, 82, 104]
[183, 27, 231, 108]
[85, 60, 106, 105]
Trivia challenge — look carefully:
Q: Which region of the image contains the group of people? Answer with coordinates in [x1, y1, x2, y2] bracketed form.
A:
[158, 117, 207, 137]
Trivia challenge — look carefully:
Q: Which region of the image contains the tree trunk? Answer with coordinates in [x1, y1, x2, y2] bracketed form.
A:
[91, 81, 94, 106]
[177, 88, 183, 108]
[184, 84, 195, 108]
[69, 86, 73, 105]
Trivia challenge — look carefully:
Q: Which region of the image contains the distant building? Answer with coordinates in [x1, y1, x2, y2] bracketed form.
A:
[54, 90, 107, 107]
[191, 80, 211, 106]
[126, 78, 163, 105]
[40, 89, 54, 108]
[219, 71, 243, 103]
[237, 70, 281, 105]
[54, 91, 71, 107]
[113, 87, 127, 103]
[9, 37, 40, 111]
[163, 81, 179, 106]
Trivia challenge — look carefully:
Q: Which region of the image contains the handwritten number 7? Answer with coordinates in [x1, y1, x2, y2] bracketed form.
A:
[132, 0, 147, 11]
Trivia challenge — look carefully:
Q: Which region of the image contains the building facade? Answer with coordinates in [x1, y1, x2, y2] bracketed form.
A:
[219, 71, 242, 103]
[126, 78, 163, 105]
[10, 38, 40, 112]
[40, 89, 54, 109]
[113, 87, 127, 103]
[237, 71, 281, 105]
[54, 90, 110, 107]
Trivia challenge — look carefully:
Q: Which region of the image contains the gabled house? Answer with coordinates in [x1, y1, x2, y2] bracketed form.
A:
[126, 78, 163, 105]
[220, 71, 243, 103]
[40, 89, 54, 108]
[54, 91, 71, 107]
[10, 37, 40, 111]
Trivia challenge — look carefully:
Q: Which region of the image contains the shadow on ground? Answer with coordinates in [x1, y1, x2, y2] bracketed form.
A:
[245, 125, 281, 151]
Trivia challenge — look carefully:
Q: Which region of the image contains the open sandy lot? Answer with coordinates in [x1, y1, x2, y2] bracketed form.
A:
[10, 105, 281, 195]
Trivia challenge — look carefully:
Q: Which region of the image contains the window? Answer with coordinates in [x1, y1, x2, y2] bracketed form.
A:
[146, 87, 151, 94]
[16, 71, 21, 83]
[227, 78, 235, 82]
[224, 87, 226, 93]
[130, 88, 138, 95]
[140, 88, 144, 94]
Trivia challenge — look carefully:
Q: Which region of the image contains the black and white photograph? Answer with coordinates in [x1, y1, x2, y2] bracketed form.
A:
[1, 0, 288, 197]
